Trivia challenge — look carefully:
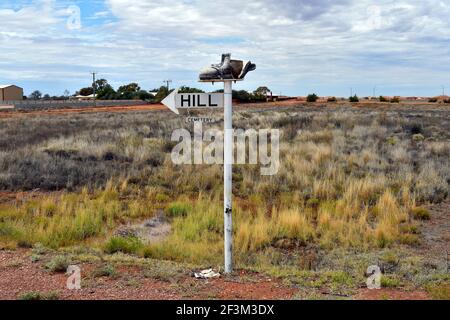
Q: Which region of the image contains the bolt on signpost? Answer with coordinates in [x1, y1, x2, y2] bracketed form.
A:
[162, 54, 256, 273]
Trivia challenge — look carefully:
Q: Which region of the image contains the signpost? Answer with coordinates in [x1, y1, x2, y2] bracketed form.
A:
[223, 80, 233, 274]
[162, 54, 255, 273]
[162, 89, 223, 115]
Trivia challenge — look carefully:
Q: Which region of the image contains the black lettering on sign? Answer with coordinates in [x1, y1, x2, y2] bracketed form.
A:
[181, 95, 190, 107]
[198, 94, 206, 107]
[209, 94, 218, 107]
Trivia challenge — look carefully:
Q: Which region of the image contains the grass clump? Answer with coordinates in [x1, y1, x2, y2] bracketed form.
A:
[0, 184, 154, 248]
[410, 207, 431, 220]
[165, 201, 192, 218]
[19, 291, 59, 300]
[104, 236, 143, 255]
[92, 264, 116, 278]
[426, 283, 450, 300]
[45, 255, 71, 273]
[381, 276, 401, 288]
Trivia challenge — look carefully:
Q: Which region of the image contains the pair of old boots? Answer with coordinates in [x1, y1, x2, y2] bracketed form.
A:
[199, 54, 256, 81]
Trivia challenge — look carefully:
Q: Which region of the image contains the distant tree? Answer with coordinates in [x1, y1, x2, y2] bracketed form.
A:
[379, 96, 388, 102]
[118, 83, 141, 94]
[115, 83, 141, 100]
[63, 90, 70, 100]
[390, 96, 400, 103]
[42, 94, 51, 100]
[349, 95, 359, 103]
[178, 86, 204, 93]
[95, 80, 116, 100]
[137, 90, 152, 101]
[306, 93, 319, 102]
[29, 90, 42, 100]
[327, 97, 337, 102]
[154, 86, 170, 102]
[94, 79, 109, 92]
[233, 90, 253, 103]
[79, 87, 94, 96]
[253, 86, 271, 96]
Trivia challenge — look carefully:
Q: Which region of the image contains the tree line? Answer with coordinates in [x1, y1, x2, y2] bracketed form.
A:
[26, 81, 272, 103]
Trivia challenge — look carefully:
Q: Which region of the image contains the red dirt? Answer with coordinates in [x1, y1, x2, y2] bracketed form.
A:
[0, 250, 296, 300]
[0, 104, 167, 118]
[1, 100, 448, 119]
[355, 288, 430, 300]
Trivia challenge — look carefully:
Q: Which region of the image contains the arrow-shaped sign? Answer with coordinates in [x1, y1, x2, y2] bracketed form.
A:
[161, 88, 180, 115]
[162, 89, 224, 114]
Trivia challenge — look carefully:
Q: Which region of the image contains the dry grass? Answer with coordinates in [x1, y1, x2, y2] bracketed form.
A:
[0, 105, 449, 268]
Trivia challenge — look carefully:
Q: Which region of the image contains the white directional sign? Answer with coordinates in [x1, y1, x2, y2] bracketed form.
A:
[162, 89, 224, 115]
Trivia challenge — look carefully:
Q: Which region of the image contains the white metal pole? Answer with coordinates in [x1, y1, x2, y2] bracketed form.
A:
[223, 80, 233, 273]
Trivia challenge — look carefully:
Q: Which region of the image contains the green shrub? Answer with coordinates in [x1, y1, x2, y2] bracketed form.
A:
[379, 96, 388, 102]
[410, 207, 430, 220]
[327, 97, 337, 102]
[104, 236, 143, 254]
[349, 95, 359, 103]
[426, 283, 450, 300]
[93, 264, 116, 277]
[306, 94, 319, 103]
[390, 97, 400, 103]
[19, 291, 59, 300]
[165, 202, 192, 218]
[155, 193, 170, 203]
[381, 276, 401, 288]
[399, 233, 420, 245]
[306, 198, 320, 209]
[387, 136, 397, 145]
[45, 255, 71, 273]
[412, 134, 425, 142]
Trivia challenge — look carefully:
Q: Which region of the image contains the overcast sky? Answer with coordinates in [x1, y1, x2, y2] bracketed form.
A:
[0, 0, 449, 97]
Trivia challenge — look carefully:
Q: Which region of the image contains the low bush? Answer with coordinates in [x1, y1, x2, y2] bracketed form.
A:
[349, 95, 359, 103]
[426, 283, 450, 300]
[45, 255, 71, 273]
[381, 276, 401, 288]
[19, 291, 59, 300]
[410, 207, 431, 220]
[104, 236, 143, 255]
[306, 94, 319, 103]
[92, 264, 116, 277]
[165, 202, 192, 218]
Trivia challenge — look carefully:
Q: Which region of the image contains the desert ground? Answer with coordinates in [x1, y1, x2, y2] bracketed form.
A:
[0, 101, 448, 300]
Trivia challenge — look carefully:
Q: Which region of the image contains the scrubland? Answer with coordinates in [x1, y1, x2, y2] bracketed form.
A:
[0, 104, 449, 298]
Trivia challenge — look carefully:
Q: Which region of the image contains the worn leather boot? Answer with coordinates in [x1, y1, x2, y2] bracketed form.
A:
[199, 54, 256, 81]
[238, 60, 256, 79]
[199, 53, 234, 80]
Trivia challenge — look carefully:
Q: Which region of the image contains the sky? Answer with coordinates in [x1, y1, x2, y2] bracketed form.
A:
[0, 0, 449, 97]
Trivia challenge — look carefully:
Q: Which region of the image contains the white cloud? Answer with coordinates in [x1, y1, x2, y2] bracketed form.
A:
[0, 0, 449, 96]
